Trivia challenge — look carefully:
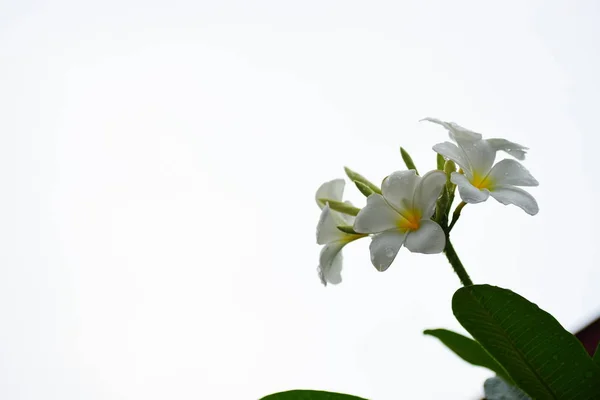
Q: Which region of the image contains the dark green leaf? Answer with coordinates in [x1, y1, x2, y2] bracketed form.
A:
[453, 285, 600, 399]
[594, 342, 600, 366]
[423, 328, 511, 382]
[484, 377, 531, 400]
[260, 390, 368, 400]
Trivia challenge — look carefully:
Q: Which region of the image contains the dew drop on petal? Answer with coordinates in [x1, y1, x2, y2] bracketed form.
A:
[385, 247, 395, 258]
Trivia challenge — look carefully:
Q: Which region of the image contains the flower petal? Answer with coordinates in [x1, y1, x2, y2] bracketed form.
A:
[433, 142, 470, 174]
[317, 204, 348, 245]
[447, 122, 483, 142]
[315, 179, 345, 209]
[486, 138, 528, 161]
[487, 159, 539, 187]
[404, 220, 446, 254]
[369, 230, 407, 271]
[422, 117, 482, 141]
[353, 194, 399, 233]
[414, 170, 447, 218]
[489, 185, 539, 215]
[455, 137, 496, 176]
[318, 242, 345, 285]
[451, 172, 490, 203]
[381, 170, 419, 211]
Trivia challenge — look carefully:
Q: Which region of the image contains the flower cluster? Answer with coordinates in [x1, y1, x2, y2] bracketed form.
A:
[315, 118, 539, 286]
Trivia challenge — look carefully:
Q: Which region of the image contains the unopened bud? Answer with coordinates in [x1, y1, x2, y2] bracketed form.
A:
[344, 166, 382, 194]
[400, 147, 419, 175]
[444, 160, 456, 177]
[319, 198, 361, 216]
[355, 181, 374, 197]
[436, 153, 445, 170]
[337, 225, 358, 234]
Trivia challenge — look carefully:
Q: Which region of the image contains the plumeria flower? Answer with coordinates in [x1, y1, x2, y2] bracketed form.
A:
[430, 127, 539, 215]
[315, 179, 364, 286]
[353, 170, 447, 272]
[422, 117, 529, 160]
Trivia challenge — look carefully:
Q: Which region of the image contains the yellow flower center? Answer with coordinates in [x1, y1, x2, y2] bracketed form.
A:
[471, 171, 494, 190]
[397, 208, 422, 232]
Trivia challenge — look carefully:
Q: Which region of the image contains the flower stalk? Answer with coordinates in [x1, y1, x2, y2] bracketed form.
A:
[443, 236, 473, 286]
[448, 201, 467, 232]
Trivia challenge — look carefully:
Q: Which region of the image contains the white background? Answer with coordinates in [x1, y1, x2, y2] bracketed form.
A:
[1, 1, 599, 399]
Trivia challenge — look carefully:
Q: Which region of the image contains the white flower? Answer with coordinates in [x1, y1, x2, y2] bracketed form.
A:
[426, 119, 539, 215]
[353, 170, 447, 272]
[315, 179, 363, 286]
[422, 117, 529, 160]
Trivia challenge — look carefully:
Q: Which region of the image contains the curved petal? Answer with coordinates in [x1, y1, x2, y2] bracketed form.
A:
[447, 122, 483, 142]
[455, 137, 496, 176]
[451, 172, 490, 203]
[432, 142, 470, 174]
[353, 194, 399, 233]
[489, 185, 539, 215]
[414, 170, 447, 218]
[487, 138, 528, 161]
[317, 204, 348, 245]
[318, 242, 345, 286]
[421, 117, 454, 131]
[315, 179, 345, 209]
[487, 159, 539, 187]
[404, 220, 446, 254]
[422, 117, 482, 141]
[381, 170, 419, 211]
[369, 230, 407, 271]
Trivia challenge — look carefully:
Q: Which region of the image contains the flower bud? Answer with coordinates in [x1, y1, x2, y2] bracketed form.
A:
[400, 147, 419, 175]
[344, 166, 382, 194]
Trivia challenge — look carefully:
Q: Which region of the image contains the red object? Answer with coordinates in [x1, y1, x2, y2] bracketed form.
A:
[575, 317, 600, 356]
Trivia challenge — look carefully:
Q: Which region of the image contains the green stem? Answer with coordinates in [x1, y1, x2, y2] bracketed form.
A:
[444, 237, 473, 287]
[448, 201, 466, 232]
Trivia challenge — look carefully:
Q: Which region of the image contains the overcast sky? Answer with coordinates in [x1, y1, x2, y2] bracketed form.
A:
[2, 1, 600, 399]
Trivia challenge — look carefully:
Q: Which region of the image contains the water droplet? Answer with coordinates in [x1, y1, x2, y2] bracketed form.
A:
[585, 371, 593, 378]
[385, 248, 395, 258]
[552, 355, 558, 361]
[370, 253, 375, 261]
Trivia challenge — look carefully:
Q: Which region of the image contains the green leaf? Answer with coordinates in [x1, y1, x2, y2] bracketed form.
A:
[453, 285, 600, 399]
[423, 328, 511, 382]
[260, 390, 368, 400]
[484, 377, 531, 400]
[344, 166, 382, 194]
[594, 342, 600, 366]
[400, 147, 419, 175]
